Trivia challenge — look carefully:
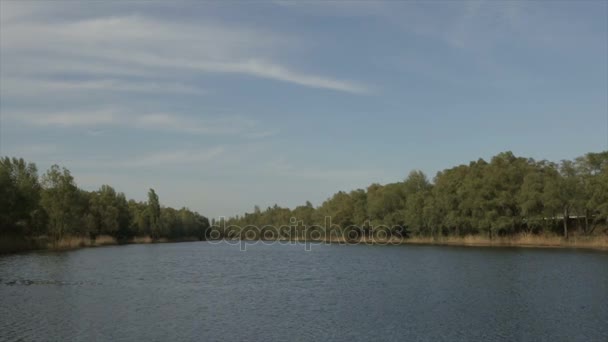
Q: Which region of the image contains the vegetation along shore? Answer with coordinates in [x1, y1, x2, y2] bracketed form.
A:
[1, 150, 607, 254]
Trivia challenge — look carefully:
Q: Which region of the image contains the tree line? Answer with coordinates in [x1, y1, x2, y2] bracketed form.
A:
[0, 159, 210, 244]
[2, 151, 607, 246]
[224, 151, 608, 239]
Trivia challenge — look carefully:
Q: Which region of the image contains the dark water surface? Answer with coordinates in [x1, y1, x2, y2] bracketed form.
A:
[1, 242, 607, 341]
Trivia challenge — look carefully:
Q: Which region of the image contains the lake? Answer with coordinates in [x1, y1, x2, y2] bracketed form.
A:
[1, 241, 607, 341]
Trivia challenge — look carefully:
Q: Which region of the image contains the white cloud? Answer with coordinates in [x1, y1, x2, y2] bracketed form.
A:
[118, 147, 225, 168]
[133, 113, 256, 135]
[2, 78, 205, 97]
[222, 60, 368, 94]
[1, 12, 369, 94]
[14, 109, 119, 127]
[272, 1, 385, 17]
[5, 109, 271, 137]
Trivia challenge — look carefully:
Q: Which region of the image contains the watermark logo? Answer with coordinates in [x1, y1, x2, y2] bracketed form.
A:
[206, 216, 407, 251]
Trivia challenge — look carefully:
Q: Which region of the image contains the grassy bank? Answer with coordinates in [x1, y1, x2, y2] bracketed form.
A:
[3, 233, 607, 254]
[280, 233, 608, 251]
[0, 235, 120, 254]
[400, 233, 608, 250]
[0, 235, 202, 254]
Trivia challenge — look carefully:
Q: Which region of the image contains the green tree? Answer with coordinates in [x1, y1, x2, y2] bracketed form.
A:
[0, 157, 44, 236]
[40, 165, 82, 242]
[403, 170, 432, 235]
[576, 152, 608, 233]
[128, 200, 150, 236]
[518, 161, 554, 233]
[148, 189, 161, 239]
[86, 185, 132, 239]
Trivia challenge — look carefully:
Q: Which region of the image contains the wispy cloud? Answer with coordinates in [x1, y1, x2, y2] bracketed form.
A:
[14, 109, 119, 127]
[6, 109, 273, 137]
[188, 59, 369, 94]
[118, 147, 225, 168]
[2, 78, 205, 98]
[1, 11, 369, 94]
[133, 113, 257, 135]
[272, 0, 385, 17]
[55, 146, 226, 169]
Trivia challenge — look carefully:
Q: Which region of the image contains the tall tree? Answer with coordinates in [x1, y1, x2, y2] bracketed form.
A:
[576, 152, 608, 233]
[0, 157, 44, 236]
[148, 189, 161, 239]
[86, 185, 132, 239]
[403, 170, 431, 235]
[40, 165, 81, 242]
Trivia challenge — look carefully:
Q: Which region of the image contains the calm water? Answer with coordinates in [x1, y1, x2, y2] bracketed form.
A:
[1, 242, 607, 342]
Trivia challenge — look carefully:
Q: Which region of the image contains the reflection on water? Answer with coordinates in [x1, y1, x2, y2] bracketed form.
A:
[1, 242, 607, 342]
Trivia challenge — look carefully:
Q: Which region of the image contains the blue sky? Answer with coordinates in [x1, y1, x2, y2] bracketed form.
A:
[1, 1, 607, 218]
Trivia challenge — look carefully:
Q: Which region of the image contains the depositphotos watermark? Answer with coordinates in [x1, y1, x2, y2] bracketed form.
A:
[205, 217, 408, 251]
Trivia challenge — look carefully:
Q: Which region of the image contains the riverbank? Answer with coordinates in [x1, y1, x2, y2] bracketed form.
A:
[3, 233, 607, 254]
[399, 234, 608, 250]
[0, 235, 201, 254]
[297, 233, 608, 251]
[255, 233, 608, 251]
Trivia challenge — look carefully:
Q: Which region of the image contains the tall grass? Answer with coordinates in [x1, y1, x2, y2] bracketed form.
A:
[403, 233, 608, 249]
[267, 232, 608, 250]
[0, 235, 119, 254]
[50, 235, 118, 249]
[131, 236, 154, 244]
[2, 232, 607, 254]
[314, 232, 608, 250]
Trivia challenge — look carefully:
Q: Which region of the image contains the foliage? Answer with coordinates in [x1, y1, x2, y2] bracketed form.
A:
[0, 160, 209, 243]
[225, 151, 608, 239]
[1, 151, 606, 245]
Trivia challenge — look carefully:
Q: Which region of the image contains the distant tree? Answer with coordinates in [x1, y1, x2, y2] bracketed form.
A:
[432, 164, 472, 236]
[4, 149, 608, 250]
[293, 201, 315, 226]
[148, 189, 161, 239]
[576, 152, 608, 233]
[85, 185, 132, 239]
[366, 182, 406, 228]
[518, 162, 553, 233]
[0, 157, 44, 236]
[128, 200, 150, 236]
[40, 165, 81, 242]
[349, 190, 368, 226]
[403, 170, 432, 235]
[317, 191, 355, 237]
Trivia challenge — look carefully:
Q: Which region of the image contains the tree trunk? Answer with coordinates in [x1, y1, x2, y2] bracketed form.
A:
[588, 221, 597, 235]
[552, 212, 558, 233]
[563, 207, 569, 239]
[584, 209, 589, 234]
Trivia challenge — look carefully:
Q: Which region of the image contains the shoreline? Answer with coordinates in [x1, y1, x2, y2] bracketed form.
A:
[231, 233, 608, 252]
[2, 233, 607, 255]
[0, 235, 202, 255]
[397, 235, 608, 251]
[283, 233, 608, 251]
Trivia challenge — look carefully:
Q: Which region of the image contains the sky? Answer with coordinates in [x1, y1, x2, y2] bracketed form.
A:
[0, 1, 607, 219]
